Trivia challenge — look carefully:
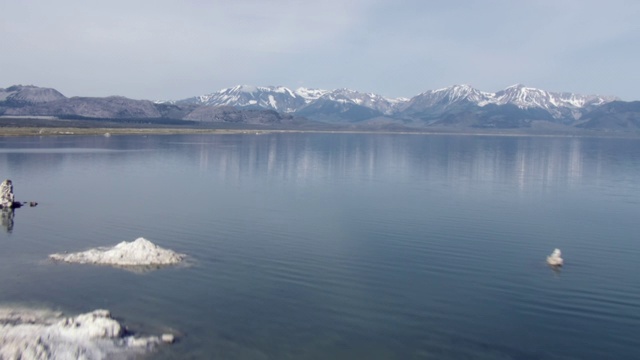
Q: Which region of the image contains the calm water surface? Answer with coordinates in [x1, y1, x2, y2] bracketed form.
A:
[0, 133, 639, 359]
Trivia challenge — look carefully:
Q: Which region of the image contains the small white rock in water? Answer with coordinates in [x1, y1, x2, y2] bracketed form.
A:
[0, 307, 167, 360]
[546, 248, 564, 266]
[161, 333, 175, 343]
[49, 237, 186, 269]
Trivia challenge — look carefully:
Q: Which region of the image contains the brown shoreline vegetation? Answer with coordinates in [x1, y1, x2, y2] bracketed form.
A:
[0, 126, 273, 136]
[1, 126, 640, 139]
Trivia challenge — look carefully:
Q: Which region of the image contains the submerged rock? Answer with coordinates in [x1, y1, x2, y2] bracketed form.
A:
[49, 237, 186, 270]
[0, 307, 170, 359]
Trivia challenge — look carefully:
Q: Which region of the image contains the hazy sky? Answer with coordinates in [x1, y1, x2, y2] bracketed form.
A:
[2, 0, 639, 100]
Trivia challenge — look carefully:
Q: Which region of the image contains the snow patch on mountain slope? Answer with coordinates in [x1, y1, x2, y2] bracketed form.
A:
[294, 88, 330, 102]
[175, 83, 616, 119]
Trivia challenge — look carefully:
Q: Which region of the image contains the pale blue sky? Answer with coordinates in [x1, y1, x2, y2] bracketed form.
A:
[1, 0, 639, 100]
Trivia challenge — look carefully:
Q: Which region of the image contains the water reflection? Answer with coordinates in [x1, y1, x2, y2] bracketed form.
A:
[175, 134, 640, 196]
[1, 134, 639, 360]
[1, 208, 14, 233]
[1, 134, 639, 196]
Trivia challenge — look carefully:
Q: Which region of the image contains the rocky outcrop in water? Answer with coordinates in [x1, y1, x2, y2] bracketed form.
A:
[49, 237, 186, 271]
[0, 307, 171, 360]
[0, 180, 15, 209]
[546, 248, 564, 266]
[0, 179, 38, 232]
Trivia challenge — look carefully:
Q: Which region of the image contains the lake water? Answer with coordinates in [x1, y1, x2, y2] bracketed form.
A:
[1, 133, 639, 359]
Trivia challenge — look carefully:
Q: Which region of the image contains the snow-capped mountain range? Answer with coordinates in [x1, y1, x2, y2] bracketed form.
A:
[174, 85, 407, 115]
[177, 85, 308, 113]
[173, 83, 617, 121]
[4, 83, 635, 131]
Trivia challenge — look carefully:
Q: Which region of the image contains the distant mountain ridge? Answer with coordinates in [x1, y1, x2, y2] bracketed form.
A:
[173, 83, 618, 125]
[0, 85, 301, 126]
[174, 85, 408, 115]
[1, 83, 638, 132]
[172, 84, 618, 114]
[0, 85, 66, 104]
[398, 84, 614, 118]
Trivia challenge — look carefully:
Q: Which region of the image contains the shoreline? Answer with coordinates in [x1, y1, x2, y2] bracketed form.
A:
[0, 126, 639, 139]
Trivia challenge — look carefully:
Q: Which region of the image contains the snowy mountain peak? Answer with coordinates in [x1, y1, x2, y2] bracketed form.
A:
[495, 84, 553, 108]
[490, 84, 618, 117]
[176, 85, 315, 112]
[410, 84, 492, 109]
[228, 84, 257, 93]
[224, 85, 294, 96]
[504, 83, 526, 90]
[294, 87, 330, 102]
[398, 84, 617, 119]
[175, 83, 617, 121]
[435, 84, 475, 92]
[179, 85, 403, 115]
[317, 88, 401, 114]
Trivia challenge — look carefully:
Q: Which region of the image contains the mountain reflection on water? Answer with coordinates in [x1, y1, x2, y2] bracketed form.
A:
[0, 133, 639, 359]
[0, 134, 631, 190]
[166, 134, 627, 193]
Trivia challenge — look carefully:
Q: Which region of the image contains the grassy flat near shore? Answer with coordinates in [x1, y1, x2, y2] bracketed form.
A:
[0, 126, 275, 136]
[0, 117, 310, 136]
[1, 118, 639, 138]
[3, 126, 640, 139]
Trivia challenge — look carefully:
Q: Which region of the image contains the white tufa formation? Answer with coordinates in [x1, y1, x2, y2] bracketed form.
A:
[49, 237, 186, 269]
[546, 248, 564, 266]
[0, 307, 171, 359]
[0, 179, 15, 209]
